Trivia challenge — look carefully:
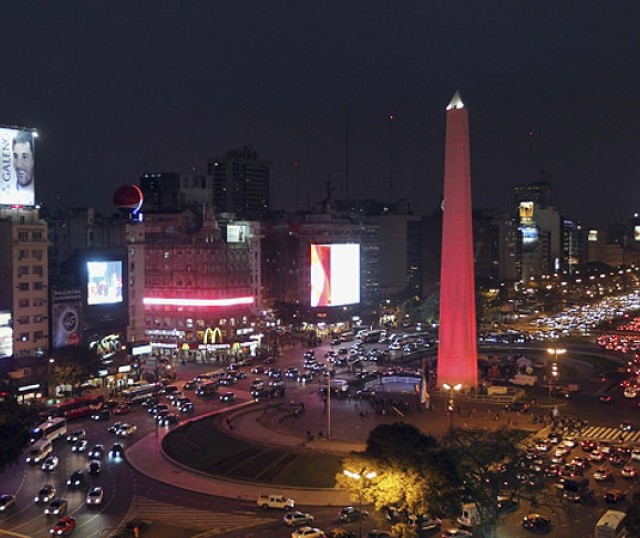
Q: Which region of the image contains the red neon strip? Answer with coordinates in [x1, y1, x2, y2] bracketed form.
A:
[143, 296, 254, 307]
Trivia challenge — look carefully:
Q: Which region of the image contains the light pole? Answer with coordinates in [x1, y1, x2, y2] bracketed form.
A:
[343, 468, 377, 538]
[442, 383, 462, 433]
[546, 348, 566, 397]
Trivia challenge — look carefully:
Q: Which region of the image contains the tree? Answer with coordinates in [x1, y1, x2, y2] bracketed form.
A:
[50, 346, 103, 396]
[0, 398, 39, 473]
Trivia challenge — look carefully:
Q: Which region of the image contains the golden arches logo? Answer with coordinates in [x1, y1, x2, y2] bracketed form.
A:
[203, 327, 223, 344]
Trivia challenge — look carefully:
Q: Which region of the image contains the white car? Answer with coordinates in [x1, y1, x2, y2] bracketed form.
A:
[41, 456, 60, 472]
[441, 529, 473, 538]
[291, 527, 325, 538]
[86, 486, 104, 506]
[283, 511, 314, 527]
[116, 424, 137, 438]
[624, 386, 638, 399]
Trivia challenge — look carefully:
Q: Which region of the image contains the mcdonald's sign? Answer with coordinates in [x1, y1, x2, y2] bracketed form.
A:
[203, 327, 224, 345]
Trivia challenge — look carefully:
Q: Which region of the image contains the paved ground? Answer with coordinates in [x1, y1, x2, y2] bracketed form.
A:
[126, 389, 542, 506]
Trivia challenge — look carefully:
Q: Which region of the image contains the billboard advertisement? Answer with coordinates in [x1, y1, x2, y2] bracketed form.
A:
[0, 312, 12, 358]
[51, 288, 83, 349]
[227, 224, 248, 243]
[87, 261, 123, 305]
[0, 127, 35, 206]
[310, 243, 360, 307]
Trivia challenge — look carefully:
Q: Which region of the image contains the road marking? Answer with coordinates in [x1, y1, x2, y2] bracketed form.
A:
[0, 530, 33, 538]
[581, 426, 640, 443]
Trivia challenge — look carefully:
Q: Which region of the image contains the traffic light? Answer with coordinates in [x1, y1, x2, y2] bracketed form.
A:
[447, 399, 454, 412]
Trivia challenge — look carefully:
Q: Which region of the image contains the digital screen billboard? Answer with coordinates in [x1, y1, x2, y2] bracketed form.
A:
[51, 288, 83, 348]
[227, 224, 247, 243]
[0, 127, 35, 206]
[310, 243, 360, 307]
[0, 312, 12, 359]
[87, 261, 123, 305]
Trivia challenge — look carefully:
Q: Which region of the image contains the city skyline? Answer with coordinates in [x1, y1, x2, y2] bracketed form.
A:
[1, 2, 638, 226]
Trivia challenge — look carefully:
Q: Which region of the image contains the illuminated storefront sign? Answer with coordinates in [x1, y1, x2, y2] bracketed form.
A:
[143, 296, 254, 307]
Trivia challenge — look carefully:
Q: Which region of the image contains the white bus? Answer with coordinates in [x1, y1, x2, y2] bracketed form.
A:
[360, 329, 382, 343]
[122, 383, 162, 403]
[30, 418, 67, 444]
[595, 510, 626, 538]
[26, 439, 53, 465]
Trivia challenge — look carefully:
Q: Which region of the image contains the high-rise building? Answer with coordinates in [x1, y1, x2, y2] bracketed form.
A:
[208, 147, 271, 219]
[514, 181, 552, 209]
[437, 92, 478, 389]
[0, 207, 49, 359]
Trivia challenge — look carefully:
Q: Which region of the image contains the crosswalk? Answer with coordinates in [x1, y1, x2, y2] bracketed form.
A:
[580, 425, 640, 443]
[122, 495, 273, 535]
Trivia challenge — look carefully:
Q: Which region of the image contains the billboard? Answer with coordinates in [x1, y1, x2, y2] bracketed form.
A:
[51, 288, 83, 349]
[0, 127, 35, 206]
[227, 224, 248, 243]
[310, 243, 360, 307]
[0, 312, 12, 358]
[87, 260, 123, 305]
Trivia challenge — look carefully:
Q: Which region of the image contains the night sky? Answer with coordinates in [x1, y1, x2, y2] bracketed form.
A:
[2, 1, 639, 226]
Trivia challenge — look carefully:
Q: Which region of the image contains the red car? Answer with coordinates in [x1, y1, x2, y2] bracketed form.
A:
[50, 516, 76, 535]
[113, 404, 130, 416]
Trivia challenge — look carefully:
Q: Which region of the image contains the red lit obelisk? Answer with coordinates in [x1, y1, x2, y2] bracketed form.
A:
[437, 91, 478, 388]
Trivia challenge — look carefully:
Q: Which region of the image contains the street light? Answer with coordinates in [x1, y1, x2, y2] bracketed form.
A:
[442, 383, 462, 433]
[343, 469, 377, 538]
[546, 348, 566, 397]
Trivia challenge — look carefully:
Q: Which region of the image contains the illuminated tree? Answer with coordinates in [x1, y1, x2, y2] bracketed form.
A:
[50, 346, 103, 396]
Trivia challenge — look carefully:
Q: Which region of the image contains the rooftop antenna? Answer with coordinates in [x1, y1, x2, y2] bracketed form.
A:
[388, 114, 394, 202]
[345, 107, 350, 200]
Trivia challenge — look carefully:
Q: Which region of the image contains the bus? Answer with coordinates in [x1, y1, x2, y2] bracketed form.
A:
[122, 383, 162, 404]
[360, 329, 382, 343]
[595, 510, 626, 538]
[26, 439, 53, 465]
[340, 331, 355, 342]
[49, 394, 105, 420]
[30, 417, 67, 444]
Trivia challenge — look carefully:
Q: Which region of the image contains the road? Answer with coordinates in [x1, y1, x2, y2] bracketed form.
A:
[1, 338, 638, 537]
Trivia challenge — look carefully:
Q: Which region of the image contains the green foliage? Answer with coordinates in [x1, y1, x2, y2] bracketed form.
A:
[0, 399, 39, 473]
[50, 346, 103, 394]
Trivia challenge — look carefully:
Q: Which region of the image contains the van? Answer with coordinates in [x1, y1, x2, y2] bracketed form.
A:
[26, 439, 53, 465]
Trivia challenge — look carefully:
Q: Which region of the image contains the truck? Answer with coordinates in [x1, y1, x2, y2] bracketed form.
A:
[509, 373, 537, 387]
[256, 494, 295, 510]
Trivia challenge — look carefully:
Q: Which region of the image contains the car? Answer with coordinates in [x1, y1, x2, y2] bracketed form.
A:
[220, 392, 236, 403]
[172, 397, 191, 408]
[548, 432, 562, 445]
[562, 438, 576, 449]
[180, 402, 195, 413]
[183, 379, 198, 390]
[50, 515, 76, 535]
[66, 429, 86, 443]
[219, 376, 237, 386]
[297, 373, 314, 384]
[159, 413, 180, 427]
[41, 456, 60, 472]
[167, 391, 185, 402]
[535, 440, 550, 452]
[621, 465, 637, 478]
[600, 395, 613, 402]
[35, 485, 57, 504]
[117, 424, 137, 438]
[88, 444, 105, 460]
[44, 498, 68, 516]
[522, 513, 551, 533]
[108, 421, 125, 434]
[283, 511, 315, 527]
[88, 460, 101, 475]
[609, 453, 627, 467]
[113, 404, 130, 415]
[580, 439, 597, 452]
[66, 470, 84, 488]
[250, 379, 265, 391]
[412, 516, 442, 532]
[86, 486, 104, 506]
[605, 490, 626, 504]
[440, 530, 472, 538]
[589, 450, 605, 463]
[496, 499, 519, 513]
[338, 506, 369, 522]
[150, 404, 169, 416]
[71, 439, 89, 453]
[593, 468, 612, 481]
[0, 494, 16, 513]
[505, 402, 529, 412]
[563, 489, 593, 503]
[620, 420, 633, 432]
[291, 527, 326, 538]
[91, 408, 110, 421]
[109, 443, 125, 459]
[235, 371, 248, 380]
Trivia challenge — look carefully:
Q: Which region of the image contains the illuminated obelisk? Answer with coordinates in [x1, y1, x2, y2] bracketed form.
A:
[437, 91, 478, 388]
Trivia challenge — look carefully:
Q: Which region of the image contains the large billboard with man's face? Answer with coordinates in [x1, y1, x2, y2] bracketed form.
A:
[0, 127, 35, 206]
[310, 243, 360, 307]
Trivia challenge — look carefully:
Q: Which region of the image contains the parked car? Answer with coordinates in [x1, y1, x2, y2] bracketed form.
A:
[283, 511, 315, 527]
[291, 527, 326, 538]
[522, 513, 551, 533]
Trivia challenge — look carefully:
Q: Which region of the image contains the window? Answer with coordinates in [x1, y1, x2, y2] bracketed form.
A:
[18, 266, 29, 276]
[18, 299, 28, 308]
[33, 266, 43, 277]
[34, 331, 44, 341]
[32, 249, 42, 260]
[33, 282, 44, 290]
[19, 333, 29, 342]
[18, 282, 29, 291]
[32, 231, 43, 240]
[18, 249, 28, 260]
[33, 298, 44, 307]
[34, 314, 44, 323]
[18, 231, 28, 240]
[17, 316, 29, 325]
